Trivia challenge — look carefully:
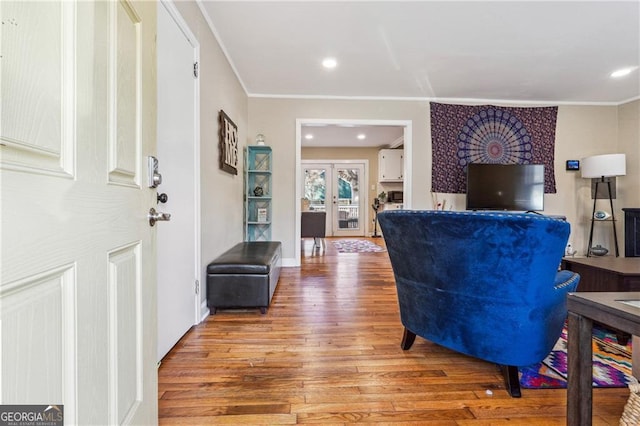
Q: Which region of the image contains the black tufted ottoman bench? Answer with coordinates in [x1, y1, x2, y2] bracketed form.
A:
[206, 241, 282, 314]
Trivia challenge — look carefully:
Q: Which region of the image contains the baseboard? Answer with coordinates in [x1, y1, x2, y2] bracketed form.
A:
[282, 257, 298, 267]
[199, 301, 210, 322]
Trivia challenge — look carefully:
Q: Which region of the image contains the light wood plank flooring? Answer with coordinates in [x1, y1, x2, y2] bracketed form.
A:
[158, 237, 629, 424]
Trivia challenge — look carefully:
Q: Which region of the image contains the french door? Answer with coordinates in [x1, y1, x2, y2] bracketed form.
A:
[303, 161, 366, 237]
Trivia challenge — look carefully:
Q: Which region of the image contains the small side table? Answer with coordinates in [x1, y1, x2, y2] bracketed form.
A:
[567, 292, 640, 426]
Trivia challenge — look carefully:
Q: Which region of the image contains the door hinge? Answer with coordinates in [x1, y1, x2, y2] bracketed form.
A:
[195, 280, 199, 295]
[193, 61, 199, 78]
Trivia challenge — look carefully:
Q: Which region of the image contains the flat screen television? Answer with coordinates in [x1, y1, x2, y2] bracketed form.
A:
[466, 163, 545, 211]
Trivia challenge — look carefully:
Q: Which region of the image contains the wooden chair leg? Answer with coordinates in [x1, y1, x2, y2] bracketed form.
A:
[401, 328, 416, 350]
[500, 365, 522, 398]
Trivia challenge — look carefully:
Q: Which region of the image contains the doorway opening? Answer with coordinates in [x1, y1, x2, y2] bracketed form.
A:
[295, 119, 413, 266]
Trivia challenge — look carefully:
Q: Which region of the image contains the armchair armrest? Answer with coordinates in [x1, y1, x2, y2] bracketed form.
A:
[554, 270, 580, 293]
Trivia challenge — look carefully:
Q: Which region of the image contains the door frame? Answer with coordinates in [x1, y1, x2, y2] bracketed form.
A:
[158, 0, 203, 325]
[295, 118, 413, 266]
[302, 160, 368, 237]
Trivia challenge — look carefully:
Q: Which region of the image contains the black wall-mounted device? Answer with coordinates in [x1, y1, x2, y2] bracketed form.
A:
[566, 160, 580, 171]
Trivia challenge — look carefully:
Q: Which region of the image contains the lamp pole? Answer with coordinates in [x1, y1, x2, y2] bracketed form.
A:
[586, 177, 619, 257]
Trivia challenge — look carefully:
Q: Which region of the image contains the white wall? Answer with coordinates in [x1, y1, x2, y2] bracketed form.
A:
[249, 98, 632, 260]
[618, 100, 640, 254]
[619, 100, 640, 208]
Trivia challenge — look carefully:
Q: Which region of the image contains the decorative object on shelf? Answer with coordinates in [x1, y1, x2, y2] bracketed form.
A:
[377, 191, 387, 204]
[218, 110, 238, 175]
[253, 186, 264, 196]
[257, 208, 268, 223]
[256, 134, 266, 145]
[590, 245, 609, 256]
[594, 210, 611, 220]
[582, 153, 626, 257]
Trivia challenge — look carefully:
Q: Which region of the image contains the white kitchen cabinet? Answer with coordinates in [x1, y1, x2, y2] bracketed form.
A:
[378, 149, 404, 182]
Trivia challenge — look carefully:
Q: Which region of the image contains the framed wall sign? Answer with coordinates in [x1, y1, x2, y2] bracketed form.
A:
[218, 110, 238, 175]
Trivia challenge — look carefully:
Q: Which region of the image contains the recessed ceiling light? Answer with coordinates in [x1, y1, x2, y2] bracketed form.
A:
[322, 57, 337, 69]
[610, 66, 638, 78]
[357, 134, 366, 140]
[304, 134, 313, 140]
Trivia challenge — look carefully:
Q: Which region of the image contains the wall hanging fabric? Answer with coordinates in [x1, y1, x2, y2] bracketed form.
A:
[430, 102, 558, 194]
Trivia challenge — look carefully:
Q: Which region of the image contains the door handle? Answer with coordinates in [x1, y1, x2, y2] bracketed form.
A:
[148, 207, 171, 227]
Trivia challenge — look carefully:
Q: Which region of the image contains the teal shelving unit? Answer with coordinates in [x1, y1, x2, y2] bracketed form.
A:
[245, 146, 272, 241]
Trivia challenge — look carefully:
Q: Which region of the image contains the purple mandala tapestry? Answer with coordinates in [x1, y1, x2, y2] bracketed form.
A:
[430, 102, 558, 194]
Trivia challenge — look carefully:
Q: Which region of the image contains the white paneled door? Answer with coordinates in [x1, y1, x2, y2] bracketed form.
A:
[1, 1, 158, 424]
[157, 1, 199, 362]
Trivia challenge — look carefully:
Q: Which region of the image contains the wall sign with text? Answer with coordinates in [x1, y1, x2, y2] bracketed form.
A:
[218, 110, 238, 175]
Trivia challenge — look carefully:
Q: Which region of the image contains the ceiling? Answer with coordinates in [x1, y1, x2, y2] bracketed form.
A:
[199, 1, 639, 149]
[199, 1, 639, 105]
[300, 124, 404, 148]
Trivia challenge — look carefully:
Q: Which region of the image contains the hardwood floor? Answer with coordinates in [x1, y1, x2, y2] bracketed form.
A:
[158, 237, 629, 425]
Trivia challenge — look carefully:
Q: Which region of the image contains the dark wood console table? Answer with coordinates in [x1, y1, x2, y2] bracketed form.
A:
[567, 292, 640, 426]
[562, 256, 640, 292]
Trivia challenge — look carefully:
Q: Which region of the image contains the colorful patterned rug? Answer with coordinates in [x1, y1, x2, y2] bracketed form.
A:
[519, 323, 633, 389]
[332, 239, 386, 253]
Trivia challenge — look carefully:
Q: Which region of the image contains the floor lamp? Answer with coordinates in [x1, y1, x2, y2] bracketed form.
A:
[371, 199, 381, 238]
[581, 153, 626, 257]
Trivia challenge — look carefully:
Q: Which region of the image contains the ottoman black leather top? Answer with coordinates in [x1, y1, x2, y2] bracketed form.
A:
[206, 242, 281, 275]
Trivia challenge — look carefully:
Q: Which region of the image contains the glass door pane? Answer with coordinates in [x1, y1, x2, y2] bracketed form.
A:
[333, 165, 364, 236]
[304, 167, 328, 213]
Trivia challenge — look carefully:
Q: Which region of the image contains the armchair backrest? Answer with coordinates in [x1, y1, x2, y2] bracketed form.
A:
[378, 210, 575, 366]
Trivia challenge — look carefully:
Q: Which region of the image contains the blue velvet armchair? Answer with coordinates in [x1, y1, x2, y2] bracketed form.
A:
[377, 210, 580, 397]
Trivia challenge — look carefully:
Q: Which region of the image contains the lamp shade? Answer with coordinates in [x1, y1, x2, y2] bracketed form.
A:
[581, 153, 626, 178]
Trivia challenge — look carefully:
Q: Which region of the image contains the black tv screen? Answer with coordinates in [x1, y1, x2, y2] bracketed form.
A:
[466, 164, 545, 211]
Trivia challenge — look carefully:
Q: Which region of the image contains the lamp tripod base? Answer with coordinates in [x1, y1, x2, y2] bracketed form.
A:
[586, 179, 619, 257]
[371, 204, 381, 238]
